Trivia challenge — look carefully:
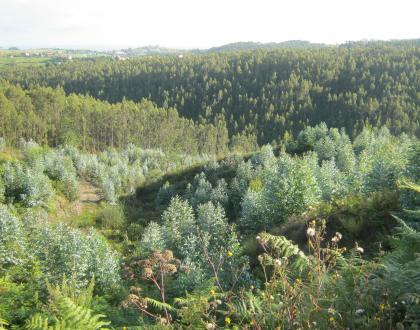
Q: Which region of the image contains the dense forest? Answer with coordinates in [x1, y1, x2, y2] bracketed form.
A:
[0, 81, 233, 154]
[1, 40, 419, 146]
[1, 40, 420, 329]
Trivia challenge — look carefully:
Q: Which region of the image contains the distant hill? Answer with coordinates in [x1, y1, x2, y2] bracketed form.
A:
[114, 45, 197, 56]
[112, 41, 328, 56]
[206, 40, 328, 52]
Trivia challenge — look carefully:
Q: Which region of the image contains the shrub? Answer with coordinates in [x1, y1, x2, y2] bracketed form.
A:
[2, 162, 53, 207]
[316, 159, 348, 201]
[22, 168, 53, 207]
[156, 181, 174, 209]
[99, 174, 117, 204]
[96, 204, 125, 230]
[26, 217, 120, 289]
[43, 152, 79, 201]
[162, 197, 195, 254]
[0, 205, 25, 267]
[261, 152, 320, 225]
[138, 222, 166, 257]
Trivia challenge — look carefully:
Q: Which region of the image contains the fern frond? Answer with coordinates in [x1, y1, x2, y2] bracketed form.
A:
[259, 232, 309, 271]
[399, 180, 420, 193]
[0, 317, 8, 330]
[144, 297, 176, 313]
[28, 279, 111, 330]
[391, 214, 416, 233]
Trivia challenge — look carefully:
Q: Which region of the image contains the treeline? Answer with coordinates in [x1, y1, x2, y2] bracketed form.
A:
[1, 41, 419, 144]
[0, 81, 254, 154]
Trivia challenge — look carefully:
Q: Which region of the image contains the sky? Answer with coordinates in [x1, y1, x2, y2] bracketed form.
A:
[0, 0, 419, 49]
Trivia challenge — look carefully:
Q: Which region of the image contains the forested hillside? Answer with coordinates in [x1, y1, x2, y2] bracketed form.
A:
[1, 40, 419, 145]
[0, 81, 233, 154]
[1, 40, 420, 329]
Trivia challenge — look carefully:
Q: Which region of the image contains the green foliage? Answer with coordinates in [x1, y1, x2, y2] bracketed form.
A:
[96, 203, 125, 230]
[4, 41, 419, 146]
[161, 196, 195, 254]
[155, 181, 174, 209]
[25, 215, 120, 289]
[0, 258, 44, 326]
[139, 222, 166, 257]
[25, 279, 110, 330]
[0, 81, 227, 154]
[316, 159, 348, 201]
[0, 205, 25, 267]
[241, 152, 320, 231]
[400, 142, 420, 209]
[0, 56, 420, 329]
[257, 232, 309, 272]
[43, 151, 79, 201]
[2, 161, 53, 207]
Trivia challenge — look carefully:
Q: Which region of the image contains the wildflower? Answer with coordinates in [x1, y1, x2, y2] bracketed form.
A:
[329, 316, 335, 322]
[380, 303, 386, 311]
[142, 267, 153, 279]
[274, 259, 282, 267]
[227, 250, 233, 257]
[328, 308, 335, 314]
[215, 299, 222, 305]
[256, 235, 261, 241]
[357, 246, 364, 254]
[331, 232, 342, 243]
[206, 323, 216, 330]
[210, 289, 216, 296]
[306, 227, 316, 237]
[355, 309, 365, 315]
[225, 316, 231, 325]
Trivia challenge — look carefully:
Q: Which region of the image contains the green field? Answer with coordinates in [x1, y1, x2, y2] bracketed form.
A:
[0, 56, 52, 67]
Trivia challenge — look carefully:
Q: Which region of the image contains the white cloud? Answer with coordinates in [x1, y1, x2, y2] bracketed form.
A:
[0, 0, 418, 49]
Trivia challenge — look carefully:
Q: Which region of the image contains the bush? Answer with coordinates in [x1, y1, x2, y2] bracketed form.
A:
[138, 222, 166, 257]
[99, 174, 117, 204]
[162, 196, 195, 254]
[262, 152, 320, 225]
[26, 217, 120, 289]
[96, 204, 125, 230]
[43, 152, 79, 201]
[316, 159, 348, 201]
[0, 205, 25, 267]
[2, 162, 53, 207]
[156, 181, 174, 209]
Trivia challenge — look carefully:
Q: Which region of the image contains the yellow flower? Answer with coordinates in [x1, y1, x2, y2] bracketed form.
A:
[225, 316, 231, 325]
[380, 303, 386, 311]
[329, 316, 335, 322]
[210, 289, 216, 296]
[227, 250, 233, 257]
[122, 327, 127, 330]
